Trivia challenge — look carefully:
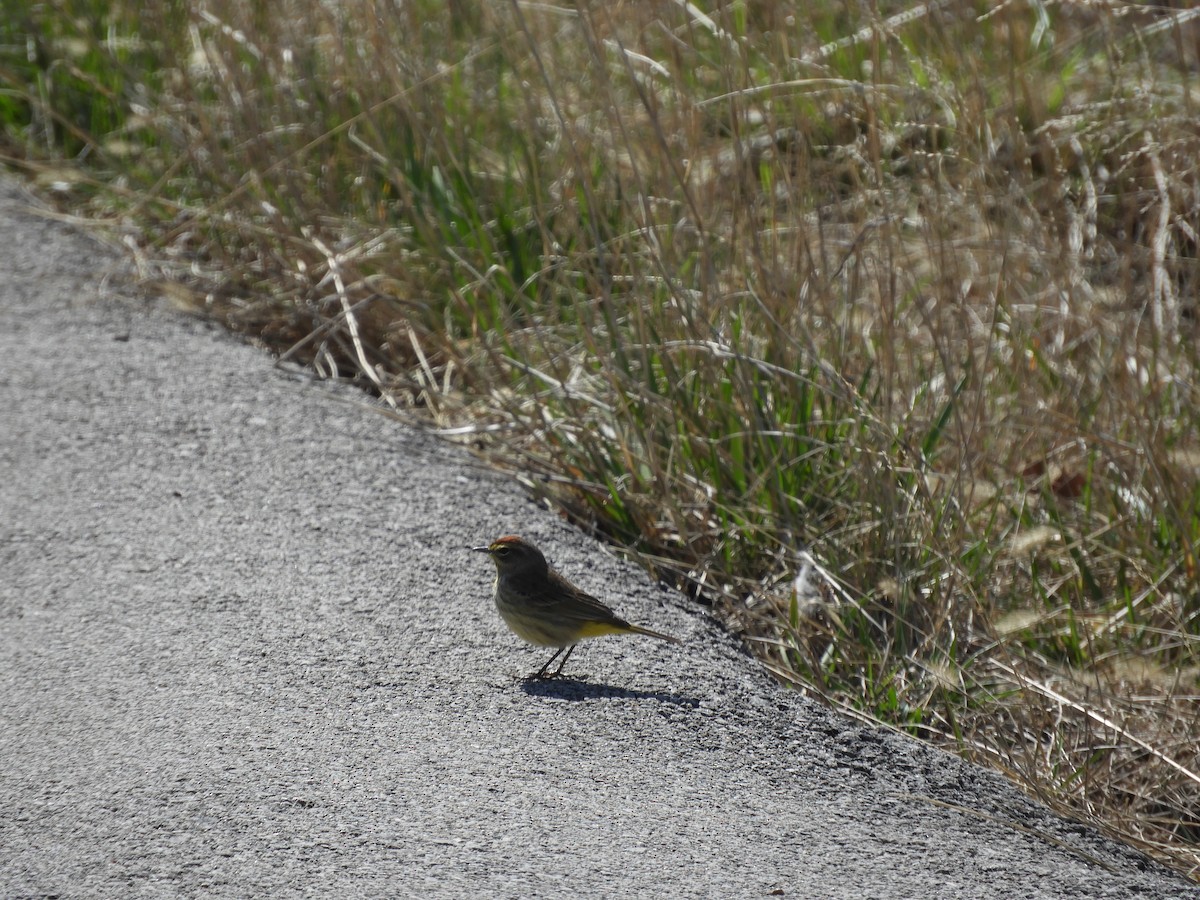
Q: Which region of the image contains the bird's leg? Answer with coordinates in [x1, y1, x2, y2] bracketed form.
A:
[531, 645, 576, 679]
[550, 645, 576, 678]
[533, 646, 567, 679]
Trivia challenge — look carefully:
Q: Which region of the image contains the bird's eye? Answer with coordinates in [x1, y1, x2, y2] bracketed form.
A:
[494, 546, 508, 556]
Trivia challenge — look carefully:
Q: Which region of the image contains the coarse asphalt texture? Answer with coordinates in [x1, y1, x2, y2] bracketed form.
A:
[1, 176, 1196, 899]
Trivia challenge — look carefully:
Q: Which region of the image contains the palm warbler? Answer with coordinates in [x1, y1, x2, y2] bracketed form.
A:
[473, 535, 680, 679]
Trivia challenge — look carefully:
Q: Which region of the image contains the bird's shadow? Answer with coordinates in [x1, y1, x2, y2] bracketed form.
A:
[518, 675, 698, 707]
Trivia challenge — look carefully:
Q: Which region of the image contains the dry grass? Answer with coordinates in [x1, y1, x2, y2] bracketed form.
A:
[4, 0, 1200, 877]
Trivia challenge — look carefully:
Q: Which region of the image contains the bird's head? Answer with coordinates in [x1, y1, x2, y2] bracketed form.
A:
[472, 535, 548, 577]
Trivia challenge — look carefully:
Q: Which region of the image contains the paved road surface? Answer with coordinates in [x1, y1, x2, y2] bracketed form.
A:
[2, 178, 1195, 898]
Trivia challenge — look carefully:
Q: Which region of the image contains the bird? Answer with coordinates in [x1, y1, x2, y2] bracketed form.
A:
[473, 535, 680, 679]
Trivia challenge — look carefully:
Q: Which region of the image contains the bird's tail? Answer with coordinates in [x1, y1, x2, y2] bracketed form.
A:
[627, 623, 681, 644]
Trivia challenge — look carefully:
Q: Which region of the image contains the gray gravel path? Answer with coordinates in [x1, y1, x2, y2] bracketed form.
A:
[1, 177, 1195, 898]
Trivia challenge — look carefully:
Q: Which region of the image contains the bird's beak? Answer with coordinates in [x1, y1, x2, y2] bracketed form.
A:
[471, 546, 491, 553]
